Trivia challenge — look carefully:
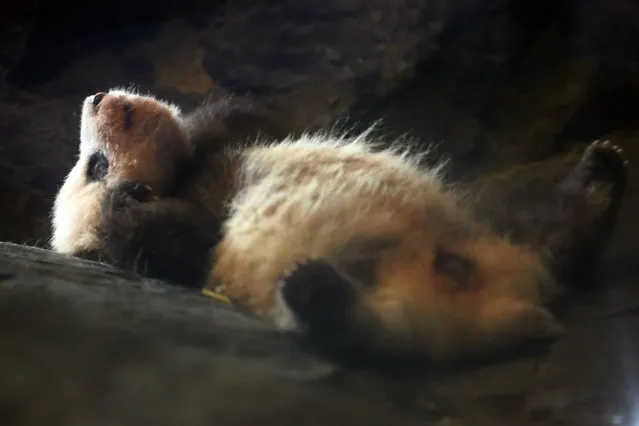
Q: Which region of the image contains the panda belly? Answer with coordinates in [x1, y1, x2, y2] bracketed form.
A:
[209, 159, 422, 322]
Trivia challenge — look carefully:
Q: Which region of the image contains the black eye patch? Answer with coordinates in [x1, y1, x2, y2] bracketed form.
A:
[86, 151, 109, 182]
[123, 102, 134, 130]
[433, 248, 473, 289]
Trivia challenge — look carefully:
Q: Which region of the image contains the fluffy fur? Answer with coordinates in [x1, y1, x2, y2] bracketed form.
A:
[50, 88, 628, 364]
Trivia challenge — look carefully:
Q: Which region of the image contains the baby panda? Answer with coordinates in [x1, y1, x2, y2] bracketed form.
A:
[51, 88, 287, 285]
[50, 88, 628, 365]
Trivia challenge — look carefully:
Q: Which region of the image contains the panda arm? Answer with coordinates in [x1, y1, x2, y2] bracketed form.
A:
[92, 182, 221, 289]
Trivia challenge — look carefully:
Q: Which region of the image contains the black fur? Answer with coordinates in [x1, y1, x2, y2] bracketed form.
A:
[561, 141, 627, 202]
[550, 141, 628, 284]
[170, 94, 289, 196]
[183, 94, 288, 148]
[281, 260, 359, 332]
[479, 141, 627, 287]
[433, 248, 473, 290]
[506, 141, 628, 287]
[86, 151, 109, 182]
[279, 259, 387, 365]
[88, 181, 222, 289]
[123, 101, 134, 130]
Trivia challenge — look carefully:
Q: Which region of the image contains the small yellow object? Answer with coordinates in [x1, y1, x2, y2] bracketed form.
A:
[201, 288, 232, 305]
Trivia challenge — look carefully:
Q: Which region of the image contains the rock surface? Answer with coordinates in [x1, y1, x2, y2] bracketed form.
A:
[0, 243, 430, 426]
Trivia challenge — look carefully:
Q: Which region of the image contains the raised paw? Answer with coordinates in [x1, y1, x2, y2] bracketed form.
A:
[99, 181, 154, 218]
[578, 139, 628, 188]
[105, 181, 156, 210]
[279, 259, 357, 331]
[117, 181, 156, 203]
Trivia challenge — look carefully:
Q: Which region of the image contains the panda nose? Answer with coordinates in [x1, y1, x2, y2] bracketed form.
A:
[92, 92, 107, 107]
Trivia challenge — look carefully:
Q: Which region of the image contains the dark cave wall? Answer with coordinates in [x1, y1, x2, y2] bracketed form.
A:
[0, 0, 469, 245]
[1, 0, 639, 245]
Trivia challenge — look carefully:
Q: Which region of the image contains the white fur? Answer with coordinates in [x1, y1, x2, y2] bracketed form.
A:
[106, 87, 183, 117]
[213, 131, 469, 321]
[50, 160, 104, 254]
[273, 279, 301, 331]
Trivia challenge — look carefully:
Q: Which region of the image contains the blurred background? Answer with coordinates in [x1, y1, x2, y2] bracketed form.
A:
[2, 0, 638, 245]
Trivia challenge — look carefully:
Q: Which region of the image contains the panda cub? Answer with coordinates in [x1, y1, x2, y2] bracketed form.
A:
[51, 88, 628, 364]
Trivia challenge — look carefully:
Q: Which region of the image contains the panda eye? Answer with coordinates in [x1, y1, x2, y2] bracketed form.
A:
[433, 248, 473, 290]
[86, 151, 109, 182]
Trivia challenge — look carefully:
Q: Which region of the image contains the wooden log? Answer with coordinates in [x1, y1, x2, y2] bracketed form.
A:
[0, 242, 436, 426]
[1, 222, 639, 426]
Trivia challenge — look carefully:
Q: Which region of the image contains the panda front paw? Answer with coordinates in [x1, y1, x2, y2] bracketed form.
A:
[104, 181, 156, 212]
[579, 140, 628, 189]
[116, 181, 156, 203]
